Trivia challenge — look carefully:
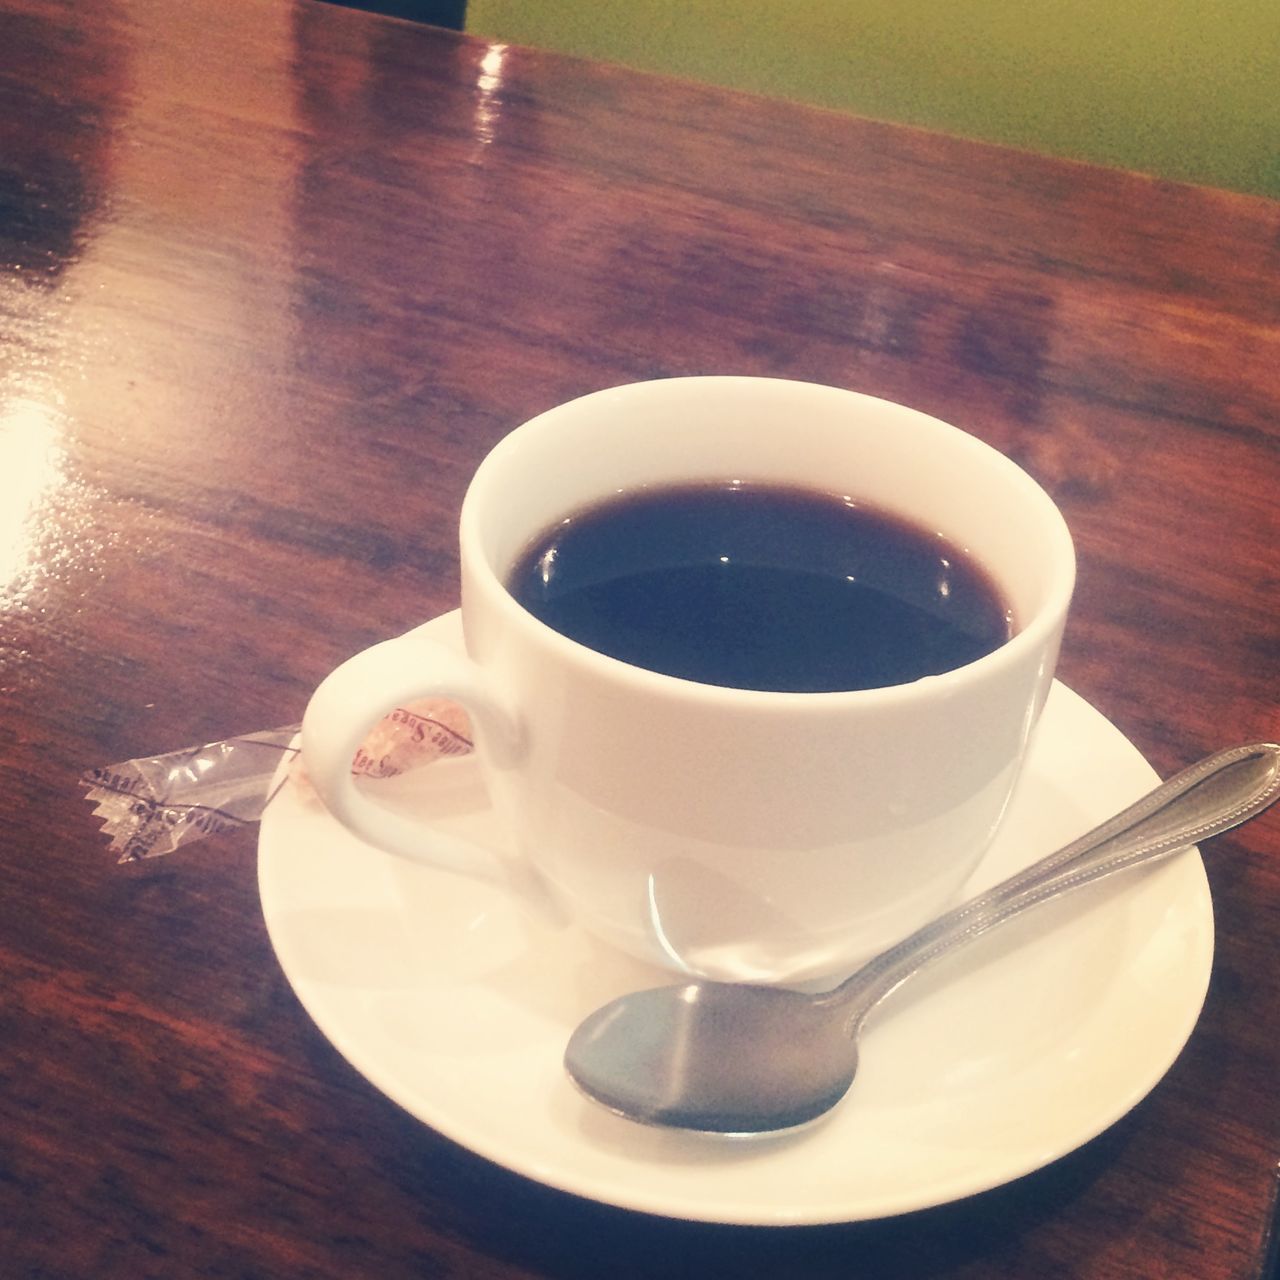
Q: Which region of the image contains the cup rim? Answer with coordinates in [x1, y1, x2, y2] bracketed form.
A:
[461, 377, 1075, 709]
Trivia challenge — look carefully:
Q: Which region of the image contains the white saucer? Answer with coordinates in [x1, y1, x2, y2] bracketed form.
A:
[259, 611, 1213, 1225]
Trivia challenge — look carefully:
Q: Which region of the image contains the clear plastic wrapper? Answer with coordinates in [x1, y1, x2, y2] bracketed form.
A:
[81, 700, 473, 863]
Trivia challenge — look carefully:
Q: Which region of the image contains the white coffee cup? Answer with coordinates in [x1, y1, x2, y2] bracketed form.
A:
[301, 377, 1074, 983]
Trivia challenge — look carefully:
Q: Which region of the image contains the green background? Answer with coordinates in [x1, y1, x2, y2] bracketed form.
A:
[466, 0, 1280, 198]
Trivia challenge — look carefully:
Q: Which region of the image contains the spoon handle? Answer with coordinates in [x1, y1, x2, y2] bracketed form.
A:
[827, 741, 1280, 1019]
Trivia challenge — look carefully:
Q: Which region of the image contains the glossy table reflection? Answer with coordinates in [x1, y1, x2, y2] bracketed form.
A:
[2, 0, 1278, 1276]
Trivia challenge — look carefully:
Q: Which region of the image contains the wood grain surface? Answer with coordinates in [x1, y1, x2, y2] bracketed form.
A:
[1, 1, 1277, 1276]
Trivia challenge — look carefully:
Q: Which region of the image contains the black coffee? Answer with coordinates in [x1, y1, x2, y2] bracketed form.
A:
[508, 482, 1012, 693]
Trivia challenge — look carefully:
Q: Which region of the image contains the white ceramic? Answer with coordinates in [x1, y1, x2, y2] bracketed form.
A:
[301, 378, 1075, 981]
[261, 632, 1213, 1225]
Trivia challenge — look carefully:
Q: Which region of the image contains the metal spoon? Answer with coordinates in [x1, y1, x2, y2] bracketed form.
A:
[565, 742, 1280, 1134]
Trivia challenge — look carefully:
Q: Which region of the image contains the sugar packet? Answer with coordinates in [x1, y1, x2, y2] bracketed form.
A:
[80, 700, 473, 863]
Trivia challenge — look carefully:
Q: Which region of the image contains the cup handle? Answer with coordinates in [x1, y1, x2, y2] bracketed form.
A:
[301, 622, 523, 889]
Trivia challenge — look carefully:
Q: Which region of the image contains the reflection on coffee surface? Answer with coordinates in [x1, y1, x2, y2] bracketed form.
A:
[508, 482, 1012, 692]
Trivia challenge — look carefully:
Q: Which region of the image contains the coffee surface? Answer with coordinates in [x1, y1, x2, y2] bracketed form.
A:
[508, 482, 1011, 692]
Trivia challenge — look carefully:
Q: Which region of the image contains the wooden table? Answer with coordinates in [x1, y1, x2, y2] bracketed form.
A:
[3, 1, 1278, 1275]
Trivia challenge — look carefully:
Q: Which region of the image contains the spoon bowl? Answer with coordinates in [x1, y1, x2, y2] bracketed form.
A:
[566, 742, 1280, 1134]
[570, 981, 856, 1133]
